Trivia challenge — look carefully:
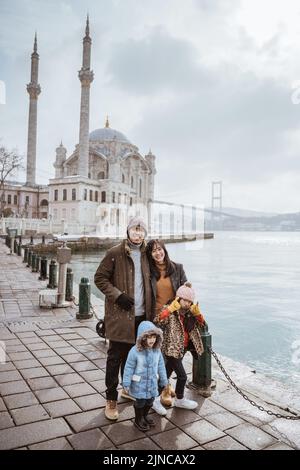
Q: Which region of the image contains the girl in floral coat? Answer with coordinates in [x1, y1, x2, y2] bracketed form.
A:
[155, 282, 205, 410]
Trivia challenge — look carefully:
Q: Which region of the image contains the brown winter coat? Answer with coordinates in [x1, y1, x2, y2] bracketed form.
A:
[155, 308, 204, 359]
[94, 239, 152, 344]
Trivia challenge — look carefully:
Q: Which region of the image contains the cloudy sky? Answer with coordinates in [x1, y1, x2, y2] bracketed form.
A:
[1, 0, 300, 213]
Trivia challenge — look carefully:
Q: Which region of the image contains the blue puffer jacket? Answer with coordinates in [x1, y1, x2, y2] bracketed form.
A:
[123, 321, 168, 399]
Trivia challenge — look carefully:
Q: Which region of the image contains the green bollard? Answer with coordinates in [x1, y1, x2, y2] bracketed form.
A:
[47, 259, 58, 288]
[23, 246, 28, 263]
[188, 323, 213, 398]
[31, 253, 37, 272]
[77, 277, 92, 319]
[65, 267, 74, 301]
[39, 257, 48, 280]
[27, 250, 32, 268]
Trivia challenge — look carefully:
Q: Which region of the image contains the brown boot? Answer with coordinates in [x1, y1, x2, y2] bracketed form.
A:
[160, 384, 173, 407]
[105, 400, 119, 421]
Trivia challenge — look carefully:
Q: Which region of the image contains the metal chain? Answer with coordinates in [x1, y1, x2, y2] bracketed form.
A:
[208, 346, 300, 420]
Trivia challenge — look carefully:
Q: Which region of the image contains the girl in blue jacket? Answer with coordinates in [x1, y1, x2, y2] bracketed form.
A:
[123, 320, 168, 431]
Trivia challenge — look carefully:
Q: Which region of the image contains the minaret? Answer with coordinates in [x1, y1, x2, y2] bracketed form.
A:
[78, 15, 94, 177]
[54, 142, 67, 178]
[26, 33, 41, 185]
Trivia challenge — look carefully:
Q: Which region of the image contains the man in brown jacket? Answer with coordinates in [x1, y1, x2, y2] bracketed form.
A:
[94, 216, 152, 420]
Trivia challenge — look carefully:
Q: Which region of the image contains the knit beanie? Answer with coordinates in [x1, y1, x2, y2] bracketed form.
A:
[127, 216, 147, 236]
[176, 282, 195, 303]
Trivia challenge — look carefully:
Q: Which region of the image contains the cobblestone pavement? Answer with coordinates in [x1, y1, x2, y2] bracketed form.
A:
[0, 241, 298, 450]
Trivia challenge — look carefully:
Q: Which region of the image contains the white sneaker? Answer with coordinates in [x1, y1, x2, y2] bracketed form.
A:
[152, 396, 167, 416]
[174, 397, 198, 410]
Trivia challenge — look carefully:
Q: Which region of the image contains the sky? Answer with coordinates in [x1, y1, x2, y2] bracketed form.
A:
[1, 0, 300, 213]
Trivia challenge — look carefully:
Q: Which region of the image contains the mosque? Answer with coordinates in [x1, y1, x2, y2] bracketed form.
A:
[3, 17, 156, 234]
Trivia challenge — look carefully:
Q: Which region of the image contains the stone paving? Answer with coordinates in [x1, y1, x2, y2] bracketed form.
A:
[0, 240, 299, 450]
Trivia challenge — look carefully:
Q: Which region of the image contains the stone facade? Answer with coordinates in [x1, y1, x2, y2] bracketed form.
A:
[49, 126, 156, 234]
[1, 182, 49, 219]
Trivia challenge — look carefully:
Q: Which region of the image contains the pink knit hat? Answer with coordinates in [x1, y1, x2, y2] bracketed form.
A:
[176, 282, 195, 303]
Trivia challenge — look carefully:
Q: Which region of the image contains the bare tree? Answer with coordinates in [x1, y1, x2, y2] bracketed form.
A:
[0, 145, 24, 217]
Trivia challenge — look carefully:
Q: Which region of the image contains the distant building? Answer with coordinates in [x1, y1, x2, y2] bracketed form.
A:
[2, 18, 156, 234]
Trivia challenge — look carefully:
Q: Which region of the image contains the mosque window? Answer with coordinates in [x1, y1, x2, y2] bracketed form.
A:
[88, 172, 91, 179]
[90, 190, 93, 201]
[122, 174, 125, 183]
[63, 189, 67, 201]
[7, 195, 11, 204]
[139, 180, 142, 198]
[101, 191, 106, 203]
[84, 189, 87, 200]
[131, 176, 134, 188]
[25, 196, 30, 204]
[130, 197, 133, 206]
[72, 188, 76, 201]
[95, 191, 98, 202]
[98, 171, 105, 180]
[54, 190, 58, 201]
[118, 193, 121, 203]
[112, 192, 115, 203]
[14, 195, 18, 205]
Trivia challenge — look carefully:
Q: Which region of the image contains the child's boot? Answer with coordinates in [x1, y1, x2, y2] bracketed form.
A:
[143, 404, 155, 427]
[134, 405, 150, 432]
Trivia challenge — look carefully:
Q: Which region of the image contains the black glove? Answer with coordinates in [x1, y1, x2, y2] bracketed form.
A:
[116, 293, 134, 310]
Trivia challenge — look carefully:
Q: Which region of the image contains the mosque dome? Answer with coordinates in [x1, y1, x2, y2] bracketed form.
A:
[89, 118, 130, 144]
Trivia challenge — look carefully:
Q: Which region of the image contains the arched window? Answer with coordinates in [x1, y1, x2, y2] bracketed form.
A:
[72, 189, 76, 201]
[89, 190, 93, 201]
[98, 171, 105, 180]
[95, 191, 98, 202]
[40, 199, 48, 207]
[63, 189, 67, 201]
[101, 191, 106, 203]
[122, 174, 125, 183]
[131, 176, 134, 188]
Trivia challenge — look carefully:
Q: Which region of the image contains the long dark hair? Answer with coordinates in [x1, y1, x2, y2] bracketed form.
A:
[146, 239, 175, 280]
